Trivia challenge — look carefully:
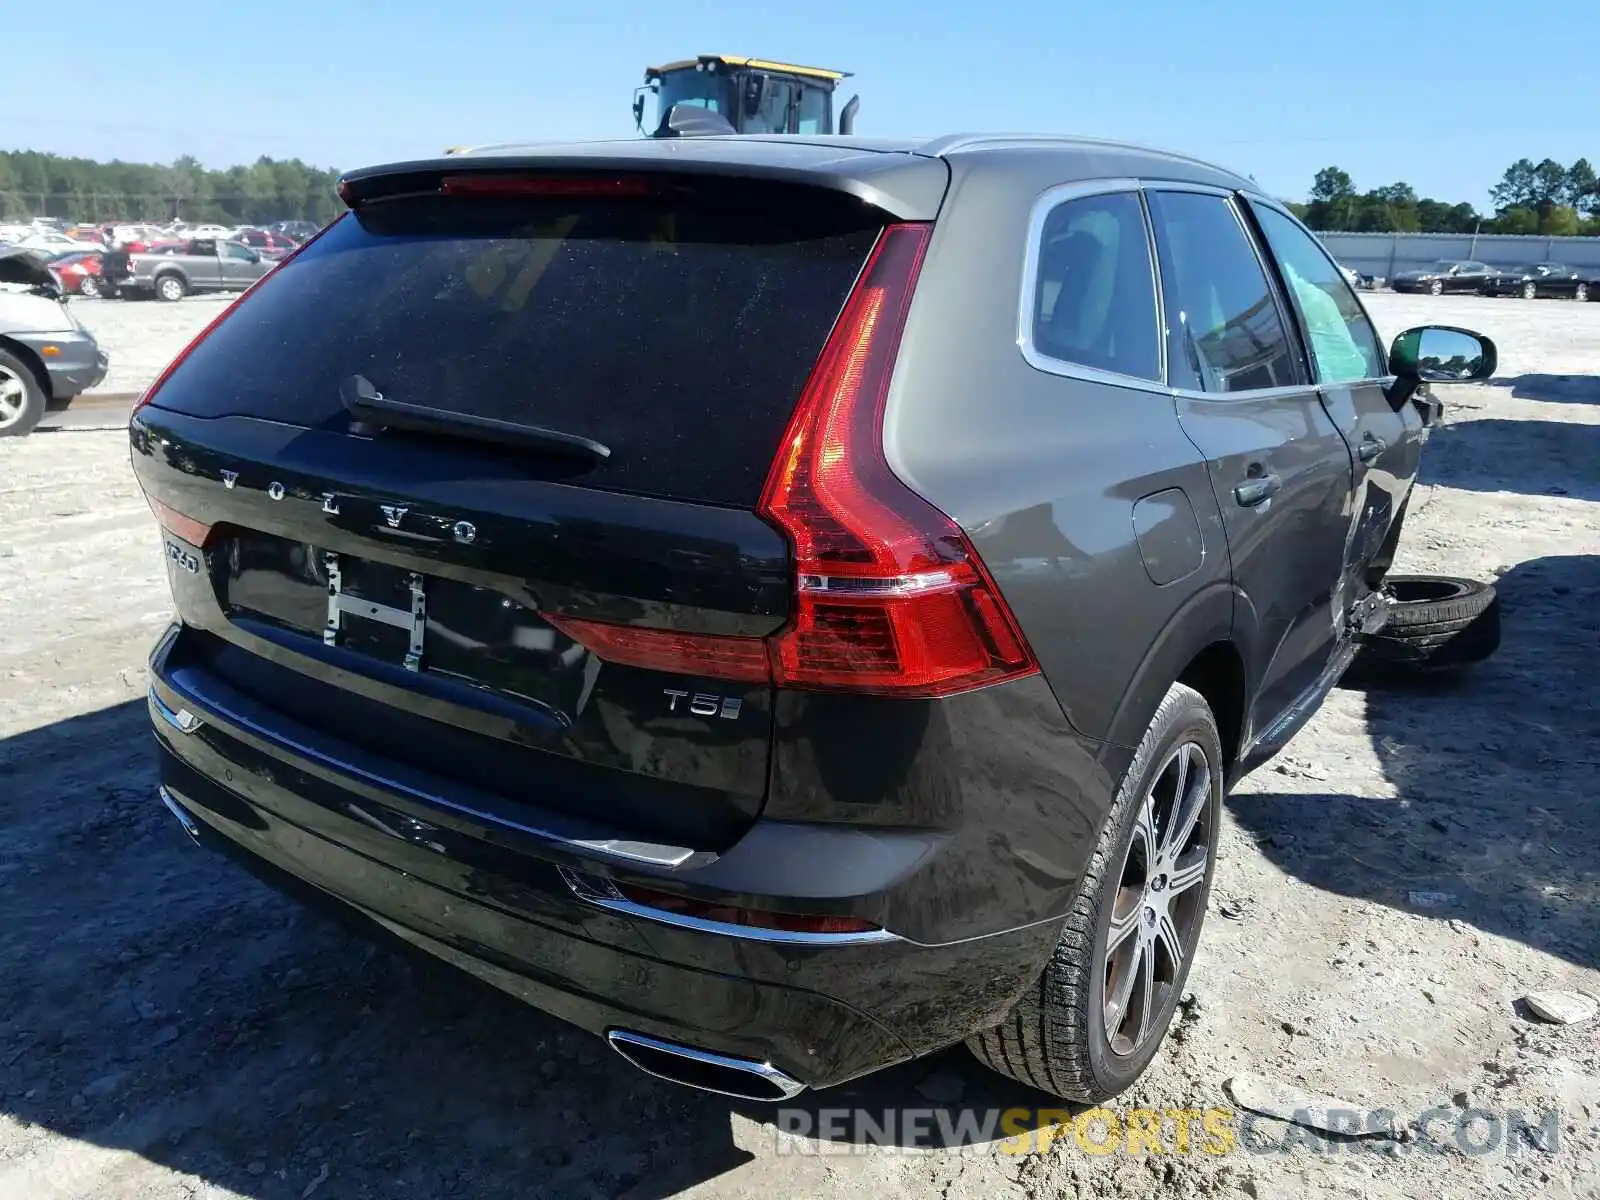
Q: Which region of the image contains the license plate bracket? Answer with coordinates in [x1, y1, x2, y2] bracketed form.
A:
[322, 551, 428, 672]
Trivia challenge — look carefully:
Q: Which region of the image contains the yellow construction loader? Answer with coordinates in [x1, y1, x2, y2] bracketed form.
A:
[633, 54, 860, 138]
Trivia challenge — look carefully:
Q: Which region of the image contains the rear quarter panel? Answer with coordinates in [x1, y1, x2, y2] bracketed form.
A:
[882, 147, 1234, 753]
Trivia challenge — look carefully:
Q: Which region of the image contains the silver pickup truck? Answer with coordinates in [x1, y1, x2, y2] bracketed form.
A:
[103, 238, 273, 302]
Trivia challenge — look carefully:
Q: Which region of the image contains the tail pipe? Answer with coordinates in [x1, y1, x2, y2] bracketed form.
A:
[606, 1030, 805, 1101]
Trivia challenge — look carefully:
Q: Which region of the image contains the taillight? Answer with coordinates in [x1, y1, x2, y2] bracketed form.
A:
[548, 222, 1040, 700]
[541, 615, 770, 684]
[130, 212, 348, 420]
[148, 498, 212, 548]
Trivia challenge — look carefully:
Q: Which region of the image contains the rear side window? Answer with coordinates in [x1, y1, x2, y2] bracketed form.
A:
[1146, 190, 1304, 394]
[1029, 191, 1160, 382]
[146, 182, 883, 508]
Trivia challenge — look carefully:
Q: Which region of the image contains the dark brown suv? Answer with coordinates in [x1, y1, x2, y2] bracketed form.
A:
[131, 133, 1494, 1102]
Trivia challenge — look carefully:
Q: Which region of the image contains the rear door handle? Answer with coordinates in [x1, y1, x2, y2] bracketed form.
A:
[1357, 435, 1386, 463]
[1234, 474, 1282, 507]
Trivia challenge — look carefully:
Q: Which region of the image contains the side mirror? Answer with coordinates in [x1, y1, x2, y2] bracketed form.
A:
[1390, 325, 1497, 383]
[1387, 324, 1496, 412]
[631, 92, 646, 131]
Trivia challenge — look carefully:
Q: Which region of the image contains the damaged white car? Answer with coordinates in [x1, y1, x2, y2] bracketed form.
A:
[0, 246, 109, 436]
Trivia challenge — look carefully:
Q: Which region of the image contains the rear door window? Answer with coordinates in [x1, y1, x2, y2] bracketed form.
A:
[1145, 190, 1306, 394]
[144, 182, 884, 507]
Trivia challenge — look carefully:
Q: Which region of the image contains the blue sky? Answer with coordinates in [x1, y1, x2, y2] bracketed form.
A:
[3, 0, 1594, 208]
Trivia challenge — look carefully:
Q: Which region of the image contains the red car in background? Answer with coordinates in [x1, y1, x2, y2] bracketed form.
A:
[48, 250, 108, 298]
[234, 228, 301, 259]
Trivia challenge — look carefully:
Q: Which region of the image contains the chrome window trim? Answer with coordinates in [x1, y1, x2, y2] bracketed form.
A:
[1016, 176, 1374, 402]
[1169, 383, 1321, 404]
[1016, 178, 1169, 393]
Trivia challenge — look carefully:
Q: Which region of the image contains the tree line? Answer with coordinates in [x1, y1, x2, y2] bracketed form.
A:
[0, 150, 342, 225]
[5, 145, 1599, 237]
[1286, 158, 1600, 237]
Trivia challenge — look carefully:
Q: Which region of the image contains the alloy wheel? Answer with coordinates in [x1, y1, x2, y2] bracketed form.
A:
[1522, 282, 1537, 300]
[0, 366, 29, 430]
[1101, 740, 1213, 1057]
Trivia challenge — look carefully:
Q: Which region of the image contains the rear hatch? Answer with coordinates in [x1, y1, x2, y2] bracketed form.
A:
[132, 165, 927, 852]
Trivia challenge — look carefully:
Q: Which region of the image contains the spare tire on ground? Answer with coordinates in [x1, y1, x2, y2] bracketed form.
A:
[1348, 574, 1500, 681]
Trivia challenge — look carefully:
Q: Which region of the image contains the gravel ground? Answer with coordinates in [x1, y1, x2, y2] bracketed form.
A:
[1, 293, 1597, 1200]
[71, 294, 236, 397]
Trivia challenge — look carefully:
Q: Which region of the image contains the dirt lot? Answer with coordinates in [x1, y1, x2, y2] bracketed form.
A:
[1, 293, 1596, 1200]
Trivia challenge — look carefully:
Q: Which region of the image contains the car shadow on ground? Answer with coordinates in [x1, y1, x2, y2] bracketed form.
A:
[1420, 415, 1599, 500]
[1489, 373, 1600, 405]
[0, 700, 1049, 1200]
[1229, 554, 1600, 972]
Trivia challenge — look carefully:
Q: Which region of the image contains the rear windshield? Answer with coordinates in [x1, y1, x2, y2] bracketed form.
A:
[147, 180, 884, 507]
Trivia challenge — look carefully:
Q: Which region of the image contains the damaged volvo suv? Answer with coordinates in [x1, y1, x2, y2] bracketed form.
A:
[131, 134, 1494, 1102]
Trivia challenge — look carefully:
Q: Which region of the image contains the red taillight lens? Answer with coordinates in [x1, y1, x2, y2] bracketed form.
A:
[541, 614, 771, 684]
[616, 884, 880, 935]
[545, 222, 1039, 700]
[757, 223, 1039, 697]
[148, 498, 212, 548]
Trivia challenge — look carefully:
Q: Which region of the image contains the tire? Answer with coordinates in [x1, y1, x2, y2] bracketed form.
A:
[1351, 574, 1499, 678]
[78, 275, 102, 299]
[1429, 280, 1444, 296]
[967, 682, 1222, 1102]
[155, 273, 187, 302]
[1522, 282, 1537, 300]
[0, 349, 48, 437]
[1576, 283, 1589, 302]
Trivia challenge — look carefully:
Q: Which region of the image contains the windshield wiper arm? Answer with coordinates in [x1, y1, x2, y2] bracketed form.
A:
[339, 375, 611, 461]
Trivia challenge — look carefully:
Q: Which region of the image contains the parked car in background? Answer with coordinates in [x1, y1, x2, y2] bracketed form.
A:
[234, 228, 302, 259]
[0, 247, 108, 435]
[178, 223, 234, 240]
[133, 133, 1496, 1104]
[1483, 262, 1590, 301]
[18, 228, 103, 254]
[270, 219, 320, 242]
[1390, 260, 1494, 295]
[46, 250, 107, 298]
[103, 237, 273, 301]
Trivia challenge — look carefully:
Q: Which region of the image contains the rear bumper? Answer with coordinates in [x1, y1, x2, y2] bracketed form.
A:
[147, 626, 1062, 1091]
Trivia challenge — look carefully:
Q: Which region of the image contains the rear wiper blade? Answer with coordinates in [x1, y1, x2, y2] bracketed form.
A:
[339, 374, 611, 461]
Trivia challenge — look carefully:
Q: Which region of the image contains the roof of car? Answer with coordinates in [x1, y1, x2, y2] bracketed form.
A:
[341, 133, 1257, 222]
[445, 132, 1249, 178]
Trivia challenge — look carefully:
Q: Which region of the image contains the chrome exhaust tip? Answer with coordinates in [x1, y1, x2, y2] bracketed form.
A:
[606, 1030, 805, 1101]
[158, 786, 201, 843]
